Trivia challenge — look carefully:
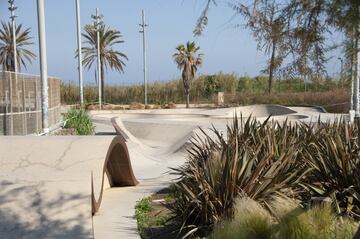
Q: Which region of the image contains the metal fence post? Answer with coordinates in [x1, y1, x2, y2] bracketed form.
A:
[8, 73, 13, 135]
[35, 79, 39, 133]
[22, 76, 27, 134]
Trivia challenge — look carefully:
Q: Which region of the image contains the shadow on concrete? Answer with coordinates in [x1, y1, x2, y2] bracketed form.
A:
[0, 183, 92, 239]
[95, 132, 116, 136]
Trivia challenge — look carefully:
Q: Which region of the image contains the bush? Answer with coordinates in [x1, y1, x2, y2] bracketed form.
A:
[135, 197, 153, 237]
[63, 109, 95, 135]
[301, 120, 360, 219]
[211, 197, 357, 239]
[170, 117, 307, 236]
[169, 117, 360, 237]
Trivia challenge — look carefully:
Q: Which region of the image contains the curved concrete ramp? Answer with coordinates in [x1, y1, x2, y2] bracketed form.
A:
[112, 117, 200, 155]
[0, 136, 137, 238]
[92, 136, 138, 215]
[209, 104, 297, 118]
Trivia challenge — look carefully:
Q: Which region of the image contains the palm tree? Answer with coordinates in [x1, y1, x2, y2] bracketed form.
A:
[0, 22, 36, 71]
[173, 41, 203, 108]
[81, 24, 128, 101]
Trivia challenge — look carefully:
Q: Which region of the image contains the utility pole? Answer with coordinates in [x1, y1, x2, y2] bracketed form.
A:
[75, 0, 84, 107]
[7, 0, 17, 135]
[92, 8, 102, 110]
[338, 57, 343, 88]
[36, 0, 49, 133]
[139, 9, 148, 106]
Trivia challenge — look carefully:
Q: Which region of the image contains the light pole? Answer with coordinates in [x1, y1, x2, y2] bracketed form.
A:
[354, 24, 360, 118]
[7, 0, 17, 135]
[37, 0, 49, 133]
[75, 0, 84, 107]
[139, 10, 148, 107]
[92, 8, 102, 110]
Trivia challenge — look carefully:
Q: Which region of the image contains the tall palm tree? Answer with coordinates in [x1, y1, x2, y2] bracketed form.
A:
[0, 22, 36, 71]
[81, 24, 128, 101]
[173, 41, 203, 108]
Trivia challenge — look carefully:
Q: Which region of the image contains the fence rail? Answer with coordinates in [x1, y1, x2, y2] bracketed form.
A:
[0, 71, 61, 135]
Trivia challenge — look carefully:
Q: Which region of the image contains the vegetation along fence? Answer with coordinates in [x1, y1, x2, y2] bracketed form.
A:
[0, 71, 61, 135]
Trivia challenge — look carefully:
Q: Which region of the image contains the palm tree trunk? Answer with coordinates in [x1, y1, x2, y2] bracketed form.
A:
[186, 93, 189, 108]
[268, 42, 276, 95]
[101, 61, 105, 103]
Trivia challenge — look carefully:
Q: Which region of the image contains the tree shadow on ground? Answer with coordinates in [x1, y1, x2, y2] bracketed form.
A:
[0, 181, 93, 239]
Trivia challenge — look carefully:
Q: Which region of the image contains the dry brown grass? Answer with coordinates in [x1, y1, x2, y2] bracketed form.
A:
[61, 74, 348, 113]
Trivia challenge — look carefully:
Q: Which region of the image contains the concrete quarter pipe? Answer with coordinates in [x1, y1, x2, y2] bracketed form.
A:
[0, 135, 137, 239]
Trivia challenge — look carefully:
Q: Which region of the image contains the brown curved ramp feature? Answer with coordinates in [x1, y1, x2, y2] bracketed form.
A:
[111, 117, 129, 140]
[92, 136, 138, 215]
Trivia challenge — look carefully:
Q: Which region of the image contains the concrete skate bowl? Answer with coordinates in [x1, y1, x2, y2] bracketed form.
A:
[112, 117, 198, 154]
[215, 104, 297, 118]
[114, 112, 209, 120]
[0, 135, 138, 238]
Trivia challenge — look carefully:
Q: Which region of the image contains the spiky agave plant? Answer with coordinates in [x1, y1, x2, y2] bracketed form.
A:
[301, 119, 360, 220]
[170, 116, 308, 237]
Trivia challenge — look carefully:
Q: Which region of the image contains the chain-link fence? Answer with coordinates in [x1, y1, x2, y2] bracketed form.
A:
[0, 71, 61, 135]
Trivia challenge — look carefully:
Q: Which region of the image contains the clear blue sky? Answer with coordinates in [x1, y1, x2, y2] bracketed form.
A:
[0, 0, 343, 86]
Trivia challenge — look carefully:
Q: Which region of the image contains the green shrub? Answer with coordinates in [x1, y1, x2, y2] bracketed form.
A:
[170, 117, 360, 237]
[63, 109, 95, 135]
[301, 120, 360, 220]
[170, 117, 307, 236]
[135, 197, 153, 237]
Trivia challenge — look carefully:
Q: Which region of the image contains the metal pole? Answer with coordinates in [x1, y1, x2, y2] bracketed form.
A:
[75, 0, 84, 107]
[357, 6, 360, 117]
[140, 10, 148, 106]
[7, 76, 13, 135]
[93, 8, 102, 110]
[338, 57, 343, 88]
[22, 77, 27, 134]
[351, 66, 354, 110]
[36, 0, 49, 133]
[352, 27, 357, 112]
[8, 0, 17, 135]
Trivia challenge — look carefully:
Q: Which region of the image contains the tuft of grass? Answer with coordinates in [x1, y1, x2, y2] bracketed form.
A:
[277, 204, 357, 239]
[154, 215, 172, 226]
[210, 197, 274, 239]
[164, 194, 174, 204]
[63, 108, 95, 135]
[135, 197, 153, 237]
[211, 197, 358, 239]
